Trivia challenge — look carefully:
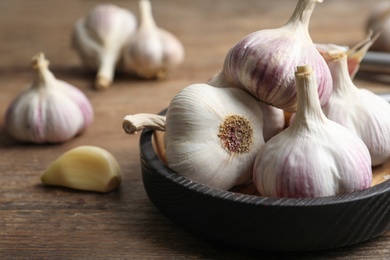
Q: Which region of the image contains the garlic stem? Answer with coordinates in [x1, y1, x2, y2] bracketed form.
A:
[327, 51, 354, 94]
[96, 51, 118, 89]
[123, 113, 166, 134]
[31, 53, 55, 88]
[139, 0, 157, 29]
[294, 65, 327, 125]
[287, 0, 321, 28]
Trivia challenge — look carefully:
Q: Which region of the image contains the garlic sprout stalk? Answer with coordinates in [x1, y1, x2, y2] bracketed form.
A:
[253, 65, 372, 198]
[209, 0, 332, 112]
[322, 50, 390, 166]
[123, 114, 166, 134]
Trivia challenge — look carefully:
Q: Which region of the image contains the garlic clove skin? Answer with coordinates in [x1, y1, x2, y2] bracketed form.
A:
[322, 51, 390, 166]
[72, 4, 137, 89]
[4, 53, 93, 144]
[164, 84, 265, 190]
[253, 65, 372, 198]
[214, 0, 332, 112]
[41, 146, 122, 193]
[122, 0, 184, 79]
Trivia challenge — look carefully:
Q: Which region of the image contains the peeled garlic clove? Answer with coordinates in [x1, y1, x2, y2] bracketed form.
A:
[4, 53, 93, 144]
[72, 4, 137, 89]
[212, 0, 332, 112]
[322, 51, 390, 166]
[253, 65, 372, 198]
[366, 1, 390, 52]
[122, 0, 184, 79]
[41, 146, 121, 193]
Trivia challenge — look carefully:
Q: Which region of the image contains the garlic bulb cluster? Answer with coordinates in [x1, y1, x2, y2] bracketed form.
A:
[209, 0, 332, 112]
[123, 84, 265, 190]
[122, 0, 185, 79]
[366, 1, 390, 52]
[253, 65, 372, 198]
[4, 53, 94, 144]
[72, 3, 137, 89]
[322, 51, 390, 166]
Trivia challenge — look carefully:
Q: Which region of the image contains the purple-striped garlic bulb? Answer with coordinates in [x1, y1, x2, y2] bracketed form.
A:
[253, 65, 372, 198]
[322, 50, 390, 166]
[4, 53, 94, 144]
[72, 3, 137, 89]
[209, 0, 332, 112]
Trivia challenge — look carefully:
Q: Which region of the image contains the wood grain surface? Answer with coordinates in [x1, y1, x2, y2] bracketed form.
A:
[0, 0, 389, 259]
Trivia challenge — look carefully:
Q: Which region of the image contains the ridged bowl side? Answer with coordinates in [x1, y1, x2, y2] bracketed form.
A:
[140, 127, 390, 252]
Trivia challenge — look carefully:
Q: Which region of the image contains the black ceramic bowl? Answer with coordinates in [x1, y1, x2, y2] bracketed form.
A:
[139, 112, 390, 252]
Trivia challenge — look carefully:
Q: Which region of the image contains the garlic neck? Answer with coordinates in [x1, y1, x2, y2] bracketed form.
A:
[31, 53, 56, 89]
[328, 53, 356, 95]
[293, 65, 327, 127]
[287, 0, 320, 30]
[139, 0, 157, 29]
[96, 51, 119, 89]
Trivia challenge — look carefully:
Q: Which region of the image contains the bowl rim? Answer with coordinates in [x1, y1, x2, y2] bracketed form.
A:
[141, 110, 390, 207]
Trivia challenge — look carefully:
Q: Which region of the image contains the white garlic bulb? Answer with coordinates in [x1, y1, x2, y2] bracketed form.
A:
[4, 53, 94, 144]
[253, 65, 372, 198]
[258, 101, 285, 142]
[209, 0, 332, 112]
[123, 84, 265, 190]
[322, 51, 390, 166]
[121, 0, 184, 79]
[366, 1, 390, 52]
[72, 3, 137, 89]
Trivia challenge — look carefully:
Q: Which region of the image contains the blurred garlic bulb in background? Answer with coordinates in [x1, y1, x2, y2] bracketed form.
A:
[366, 1, 390, 52]
[4, 53, 94, 144]
[322, 50, 390, 166]
[122, 0, 184, 79]
[72, 3, 137, 89]
[253, 65, 372, 198]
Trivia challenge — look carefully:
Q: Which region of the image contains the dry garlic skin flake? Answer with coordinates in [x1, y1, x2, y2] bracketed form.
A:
[253, 65, 372, 198]
[164, 84, 265, 190]
[322, 51, 390, 166]
[210, 0, 332, 112]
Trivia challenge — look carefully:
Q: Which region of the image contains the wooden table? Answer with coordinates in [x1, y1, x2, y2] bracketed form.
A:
[1, 0, 389, 258]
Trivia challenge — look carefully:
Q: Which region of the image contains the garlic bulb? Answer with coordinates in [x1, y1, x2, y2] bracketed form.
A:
[253, 65, 372, 198]
[322, 51, 390, 166]
[123, 84, 265, 190]
[209, 0, 332, 112]
[366, 1, 390, 52]
[72, 3, 137, 89]
[4, 53, 94, 144]
[258, 101, 285, 142]
[122, 0, 184, 79]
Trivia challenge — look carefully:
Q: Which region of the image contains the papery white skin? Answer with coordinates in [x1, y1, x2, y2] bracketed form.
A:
[72, 4, 137, 89]
[122, 0, 184, 79]
[4, 53, 93, 144]
[210, 0, 332, 112]
[322, 52, 390, 166]
[164, 84, 265, 190]
[366, 1, 390, 52]
[253, 65, 372, 198]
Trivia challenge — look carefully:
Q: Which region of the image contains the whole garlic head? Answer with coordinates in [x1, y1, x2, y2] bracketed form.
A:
[72, 3, 137, 89]
[122, 0, 185, 79]
[322, 51, 390, 166]
[4, 53, 94, 144]
[253, 65, 372, 198]
[163, 84, 265, 190]
[210, 0, 332, 112]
